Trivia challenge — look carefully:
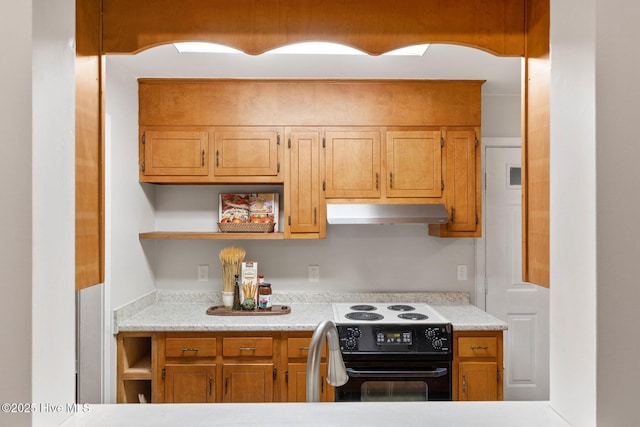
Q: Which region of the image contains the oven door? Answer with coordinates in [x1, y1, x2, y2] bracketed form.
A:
[335, 361, 451, 402]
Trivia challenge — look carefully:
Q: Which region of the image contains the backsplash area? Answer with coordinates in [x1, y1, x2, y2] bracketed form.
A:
[150, 222, 476, 295]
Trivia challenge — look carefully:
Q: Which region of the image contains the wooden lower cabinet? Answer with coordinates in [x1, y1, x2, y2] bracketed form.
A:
[164, 364, 216, 403]
[222, 363, 275, 403]
[117, 331, 331, 403]
[453, 331, 503, 401]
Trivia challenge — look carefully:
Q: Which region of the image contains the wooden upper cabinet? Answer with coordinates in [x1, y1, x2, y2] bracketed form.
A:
[141, 130, 208, 178]
[446, 130, 478, 233]
[213, 129, 281, 181]
[324, 130, 382, 199]
[286, 130, 324, 237]
[386, 130, 442, 198]
[430, 129, 480, 237]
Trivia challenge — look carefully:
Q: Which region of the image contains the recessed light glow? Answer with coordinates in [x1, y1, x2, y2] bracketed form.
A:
[174, 42, 243, 54]
[174, 42, 430, 56]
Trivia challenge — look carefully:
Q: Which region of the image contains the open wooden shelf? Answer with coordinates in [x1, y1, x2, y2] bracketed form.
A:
[139, 231, 285, 240]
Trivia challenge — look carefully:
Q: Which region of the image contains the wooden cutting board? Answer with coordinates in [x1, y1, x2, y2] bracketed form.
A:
[206, 304, 291, 316]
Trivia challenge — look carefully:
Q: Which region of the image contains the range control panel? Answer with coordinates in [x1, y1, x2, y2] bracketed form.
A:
[337, 324, 452, 355]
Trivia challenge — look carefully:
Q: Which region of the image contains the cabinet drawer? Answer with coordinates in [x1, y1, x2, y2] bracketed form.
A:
[165, 338, 217, 358]
[287, 338, 326, 359]
[223, 338, 273, 357]
[457, 337, 497, 358]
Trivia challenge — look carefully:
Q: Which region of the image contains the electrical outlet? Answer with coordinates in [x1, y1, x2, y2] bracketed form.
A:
[198, 264, 209, 281]
[308, 265, 320, 282]
[456, 264, 468, 281]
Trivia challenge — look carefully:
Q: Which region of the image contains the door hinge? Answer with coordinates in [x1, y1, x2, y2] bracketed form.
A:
[474, 136, 479, 148]
[440, 136, 444, 148]
[441, 180, 444, 191]
[142, 133, 146, 144]
[476, 214, 479, 225]
[277, 134, 280, 145]
[288, 138, 291, 149]
[141, 161, 145, 172]
[288, 215, 291, 226]
[484, 277, 489, 295]
[285, 371, 288, 383]
[322, 181, 326, 191]
[273, 368, 277, 380]
[322, 137, 326, 148]
[162, 368, 166, 380]
[497, 370, 500, 382]
[277, 162, 280, 173]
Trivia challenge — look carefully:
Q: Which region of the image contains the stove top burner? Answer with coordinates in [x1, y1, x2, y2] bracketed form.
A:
[350, 304, 377, 311]
[345, 312, 385, 321]
[387, 304, 415, 312]
[397, 312, 429, 321]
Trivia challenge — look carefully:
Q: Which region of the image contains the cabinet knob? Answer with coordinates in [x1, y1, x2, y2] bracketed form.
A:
[181, 347, 200, 352]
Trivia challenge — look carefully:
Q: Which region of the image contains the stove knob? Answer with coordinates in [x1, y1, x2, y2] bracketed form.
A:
[432, 339, 443, 350]
[425, 329, 436, 339]
[345, 338, 357, 350]
[350, 328, 362, 338]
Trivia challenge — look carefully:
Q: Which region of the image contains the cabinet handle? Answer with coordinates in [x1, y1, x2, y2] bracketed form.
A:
[298, 346, 310, 351]
[225, 376, 228, 395]
[389, 172, 393, 189]
[321, 376, 325, 393]
[470, 345, 489, 350]
[462, 374, 467, 393]
[201, 149, 205, 166]
[313, 207, 317, 225]
[216, 150, 219, 167]
[238, 347, 257, 351]
[450, 207, 455, 222]
[375, 172, 379, 189]
[181, 347, 200, 352]
[209, 377, 213, 396]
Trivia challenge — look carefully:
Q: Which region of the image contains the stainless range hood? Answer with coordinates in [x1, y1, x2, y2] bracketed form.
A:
[326, 204, 449, 225]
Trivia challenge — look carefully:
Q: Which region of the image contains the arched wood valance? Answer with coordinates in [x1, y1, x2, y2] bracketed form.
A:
[102, 0, 525, 57]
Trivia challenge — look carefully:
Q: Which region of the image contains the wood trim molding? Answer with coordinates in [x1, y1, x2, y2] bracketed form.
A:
[521, 0, 550, 287]
[102, 0, 525, 56]
[76, 0, 105, 289]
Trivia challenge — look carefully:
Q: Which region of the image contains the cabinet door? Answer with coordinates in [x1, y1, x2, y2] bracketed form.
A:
[325, 131, 381, 198]
[143, 130, 208, 176]
[288, 131, 322, 234]
[287, 362, 332, 402]
[458, 362, 498, 401]
[164, 364, 216, 403]
[386, 130, 442, 198]
[214, 129, 280, 178]
[222, 363, 274, 403]
[445, 130, 478, 232]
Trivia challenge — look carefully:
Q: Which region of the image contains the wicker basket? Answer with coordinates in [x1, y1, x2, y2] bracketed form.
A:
[218, 222, 276, 233]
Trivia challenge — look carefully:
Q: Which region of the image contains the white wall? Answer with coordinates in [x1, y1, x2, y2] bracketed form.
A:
[32, 0, 77, 425]
[0, 2, 33, 426]
[550, 1, 598, 423]
[0, 1, 76, 426]
[593, 1, 640, 425]
[546, 0, 640, 425]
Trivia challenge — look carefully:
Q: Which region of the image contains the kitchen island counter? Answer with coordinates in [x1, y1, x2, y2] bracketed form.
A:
[58, 401, 568, 427]
[115, 291, 506, 332]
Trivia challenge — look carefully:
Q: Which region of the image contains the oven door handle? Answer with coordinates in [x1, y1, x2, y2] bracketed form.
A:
[345, 367, 448, 378]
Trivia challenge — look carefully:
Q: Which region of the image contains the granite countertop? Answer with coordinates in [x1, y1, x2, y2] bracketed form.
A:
[58, 401, 569, 427]
[114, 291, 507, 333]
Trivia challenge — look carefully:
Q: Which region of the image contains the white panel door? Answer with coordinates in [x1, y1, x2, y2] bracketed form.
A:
[485, 147, 549, 400]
